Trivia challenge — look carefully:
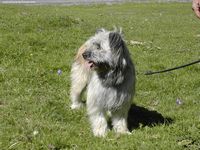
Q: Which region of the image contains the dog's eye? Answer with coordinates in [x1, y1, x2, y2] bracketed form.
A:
[95, 43, 101, 50]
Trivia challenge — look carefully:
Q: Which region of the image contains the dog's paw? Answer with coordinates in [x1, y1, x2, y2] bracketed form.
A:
[118, 130, 132, 135]
[93, 127, 108, 137]
[70, 103, 83, 110]
[114, 127, 131, 135]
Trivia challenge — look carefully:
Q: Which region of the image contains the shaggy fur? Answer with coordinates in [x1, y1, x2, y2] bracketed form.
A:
[70, 28, 136, 137]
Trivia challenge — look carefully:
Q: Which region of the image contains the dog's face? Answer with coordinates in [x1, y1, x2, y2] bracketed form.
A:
[82, 29, 127, 72]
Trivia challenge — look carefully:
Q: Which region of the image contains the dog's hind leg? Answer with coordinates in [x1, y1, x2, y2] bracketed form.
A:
[70, 62, 89, 109]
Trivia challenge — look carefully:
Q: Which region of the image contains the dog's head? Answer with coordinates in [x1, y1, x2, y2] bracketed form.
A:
[82, 28, 132, 85]
[83, 29, 127, 70]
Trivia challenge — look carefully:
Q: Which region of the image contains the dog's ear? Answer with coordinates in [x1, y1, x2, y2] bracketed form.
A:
[95, 28, 106, 34]
[109, 32, 123, 51]
[108, 32, 128, 85]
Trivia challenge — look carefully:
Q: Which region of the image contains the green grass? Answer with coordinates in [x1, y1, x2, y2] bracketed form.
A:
[0, 3, 200, 150]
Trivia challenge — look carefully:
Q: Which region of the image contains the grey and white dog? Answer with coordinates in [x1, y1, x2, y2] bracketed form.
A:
[70, 28, 135, 137]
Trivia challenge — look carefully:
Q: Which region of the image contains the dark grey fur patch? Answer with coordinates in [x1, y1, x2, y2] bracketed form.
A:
[109, 32, 123, 51]
[96, 32, 133, 87]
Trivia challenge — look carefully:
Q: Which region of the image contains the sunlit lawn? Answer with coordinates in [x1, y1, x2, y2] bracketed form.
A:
[0, 3, 200, 149]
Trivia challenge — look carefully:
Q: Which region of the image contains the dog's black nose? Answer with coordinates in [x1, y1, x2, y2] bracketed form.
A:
[82, 51, 91, 59]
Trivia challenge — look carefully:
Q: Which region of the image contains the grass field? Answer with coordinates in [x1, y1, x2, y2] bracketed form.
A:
[0, 2, 200, 150]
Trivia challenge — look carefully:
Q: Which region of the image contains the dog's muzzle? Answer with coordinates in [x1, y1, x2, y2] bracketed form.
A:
[82, 51, 96, 69]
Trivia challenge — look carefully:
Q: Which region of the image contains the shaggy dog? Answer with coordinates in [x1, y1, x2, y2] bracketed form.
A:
[70, 28, 135, 137]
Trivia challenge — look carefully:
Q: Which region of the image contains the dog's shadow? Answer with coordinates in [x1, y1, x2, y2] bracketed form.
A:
[127, 104, 173, 131]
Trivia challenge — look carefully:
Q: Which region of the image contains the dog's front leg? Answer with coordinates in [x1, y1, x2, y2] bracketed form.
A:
[87, 106, 108, 137]
[111, 109, 130, 135]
